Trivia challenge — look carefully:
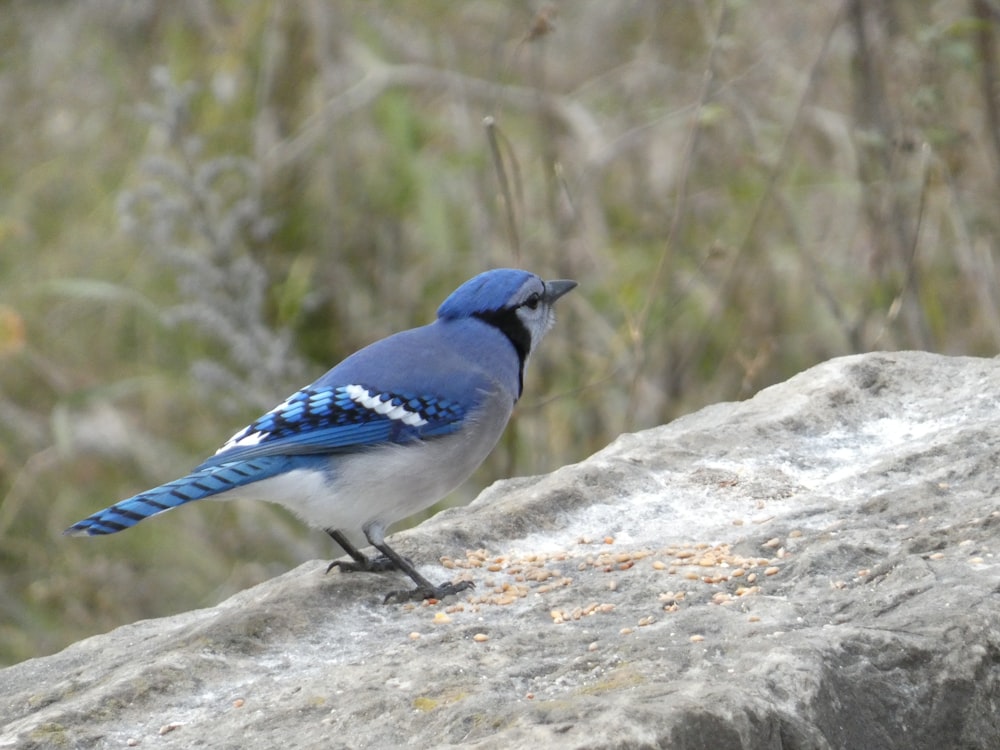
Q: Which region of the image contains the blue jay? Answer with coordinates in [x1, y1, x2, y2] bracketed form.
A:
[66, 269, 576, 602]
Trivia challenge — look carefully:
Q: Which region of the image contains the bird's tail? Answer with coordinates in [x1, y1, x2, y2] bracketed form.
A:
[64, 455, 318, 536]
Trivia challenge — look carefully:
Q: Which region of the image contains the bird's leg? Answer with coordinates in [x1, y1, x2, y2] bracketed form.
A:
[325, 528, 403, 574]
[367, 534, 474, 604]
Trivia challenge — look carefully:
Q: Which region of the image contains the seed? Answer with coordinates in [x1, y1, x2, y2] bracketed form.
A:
[748, 615, 761, 623]
[652, 560, 667, 570]
[638, 616, 656, 627]
[732, 568, 745, 577]
[689, 634, 705, 643]
[929, 552, 945, 560]
[763, 538, 781, 548]
[233, 698, 245, 708]
[473, 633, 489, 643]
[433, 612, 451, 624]
[764, 566, 780, 576]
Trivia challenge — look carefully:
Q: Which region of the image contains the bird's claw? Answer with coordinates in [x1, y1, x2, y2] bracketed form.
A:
[383, 579, 475, 604]
[326, 553, 406, 575]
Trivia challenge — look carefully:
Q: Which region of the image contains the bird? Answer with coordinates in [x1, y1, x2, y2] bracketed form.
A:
[66, 268, 577, 602]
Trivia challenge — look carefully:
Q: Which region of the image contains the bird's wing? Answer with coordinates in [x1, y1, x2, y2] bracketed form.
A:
[196, 383, 467, 469]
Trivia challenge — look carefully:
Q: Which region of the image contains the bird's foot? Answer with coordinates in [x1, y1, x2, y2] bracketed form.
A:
[382, 579, 475, 604]
[326, 553, 409, 575]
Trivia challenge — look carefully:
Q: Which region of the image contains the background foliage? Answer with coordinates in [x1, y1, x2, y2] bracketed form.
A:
[3, 0, 999, 665]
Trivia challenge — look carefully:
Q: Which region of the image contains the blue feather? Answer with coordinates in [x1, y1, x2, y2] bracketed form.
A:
[65, 455, 329, 536]
[197, 384, 467, 468]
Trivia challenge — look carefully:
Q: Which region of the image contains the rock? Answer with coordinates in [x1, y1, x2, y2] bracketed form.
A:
[3, 351, 1000, 749]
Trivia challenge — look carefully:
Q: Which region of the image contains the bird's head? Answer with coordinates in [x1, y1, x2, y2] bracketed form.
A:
[437, 268, 577, 364]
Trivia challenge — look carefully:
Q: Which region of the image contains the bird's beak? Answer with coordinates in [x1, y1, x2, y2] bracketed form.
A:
[544, 279, 578, 303]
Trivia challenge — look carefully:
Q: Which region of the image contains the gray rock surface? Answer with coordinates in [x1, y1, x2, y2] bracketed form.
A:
[4, 351, 1000, 749]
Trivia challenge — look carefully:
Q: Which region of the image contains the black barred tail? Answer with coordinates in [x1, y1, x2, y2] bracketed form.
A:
[64, 455, 319, 536]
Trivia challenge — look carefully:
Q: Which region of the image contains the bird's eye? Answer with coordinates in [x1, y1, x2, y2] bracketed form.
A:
[524, 293, 541, 310]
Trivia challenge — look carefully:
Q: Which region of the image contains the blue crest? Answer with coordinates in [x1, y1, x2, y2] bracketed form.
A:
[437, 268, 537, 320]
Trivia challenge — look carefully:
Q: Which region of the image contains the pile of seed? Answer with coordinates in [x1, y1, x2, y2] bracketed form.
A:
[406, 534, 794, 628]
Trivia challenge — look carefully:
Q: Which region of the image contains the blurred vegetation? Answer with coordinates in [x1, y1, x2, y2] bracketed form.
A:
[2, 0, 1000, 665]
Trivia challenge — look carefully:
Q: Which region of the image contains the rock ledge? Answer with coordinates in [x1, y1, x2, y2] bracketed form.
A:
[3, 351, 1000, 749]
